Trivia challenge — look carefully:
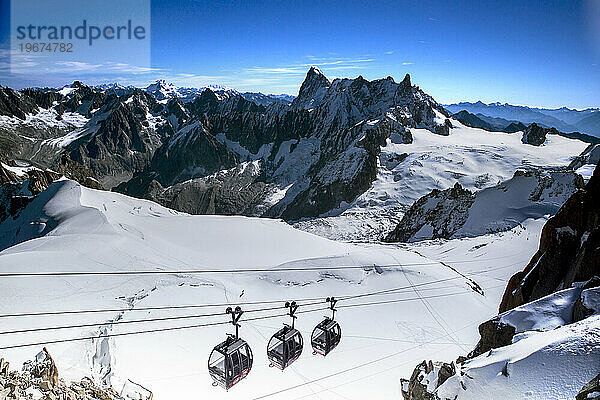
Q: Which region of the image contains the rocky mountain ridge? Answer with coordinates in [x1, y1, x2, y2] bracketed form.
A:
[114, 67, 451, 220]
[0, 348, 151, 400]
[0, 68, 594, 227]
[384, 167, 584, 242]
[499, 160, 600, 312]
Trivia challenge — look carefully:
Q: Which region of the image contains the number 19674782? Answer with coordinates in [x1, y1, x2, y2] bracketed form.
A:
[19, 42, 73, 52]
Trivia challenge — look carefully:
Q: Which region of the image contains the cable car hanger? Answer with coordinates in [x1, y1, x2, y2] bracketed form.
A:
[228, 306, 243, 339]
[286, 301, 299, 328]
[327, 297, 338, 320]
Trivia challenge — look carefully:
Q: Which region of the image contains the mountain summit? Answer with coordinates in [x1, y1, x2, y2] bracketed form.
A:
[292, 66, 331, 109]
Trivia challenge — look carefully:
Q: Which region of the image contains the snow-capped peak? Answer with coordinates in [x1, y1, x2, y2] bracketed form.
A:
[144, 80, 239, 102]
[145, 80, 179, 100]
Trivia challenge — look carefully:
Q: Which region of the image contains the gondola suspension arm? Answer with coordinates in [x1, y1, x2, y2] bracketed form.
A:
[226, 306, 243, 339]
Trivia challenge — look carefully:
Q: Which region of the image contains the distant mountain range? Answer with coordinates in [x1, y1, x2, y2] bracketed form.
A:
[0, 69, 594, 231]
[444, 101, 600, 138]
[143, 79, 294, 105]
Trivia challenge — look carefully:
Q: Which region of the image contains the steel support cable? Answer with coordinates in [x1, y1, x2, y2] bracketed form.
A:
[0, 285, 504, 350]
[0, 306, 330, 351]
[0, 301, 326, 336]
[0, 254, 524, 278]
[0, 262, 519, 320]
[251, 319, 487, 400]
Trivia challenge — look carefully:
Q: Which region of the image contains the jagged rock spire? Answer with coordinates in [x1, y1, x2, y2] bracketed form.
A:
[292, 66, 331, 109]
[399, 73, 411, 93]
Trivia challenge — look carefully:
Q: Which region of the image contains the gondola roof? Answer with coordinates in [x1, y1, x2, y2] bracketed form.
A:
[213, 335, 248, 355]
[272, 325, 300, 341]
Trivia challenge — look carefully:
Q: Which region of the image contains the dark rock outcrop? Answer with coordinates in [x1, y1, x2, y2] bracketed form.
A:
[503, 121, 527, 133]
[569, 144, 600, 173]
[291, 66, 331, 110]
[0, 86, 38, 119]
[467, 319, 516, 358]
[22, 348, 59, 389]
[384, 183, 475, 242]
[452, 110, 495, 131]
[66, 90, 172, 188]
[54, 153, 105, 190]
[499, 161, 600, 312]
[118, 162, 272, 216]
[521, 122, 557, 146]
[577, 373, 600, 400]
[572, 277, 600, 322]
[0, 349, 138, 400]
[400, 360, 456, 400]
[452, 110, 528, 133]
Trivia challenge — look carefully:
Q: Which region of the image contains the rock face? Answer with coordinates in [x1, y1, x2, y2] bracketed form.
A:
[384, 183, 474, 242]
[451, 109, 528, 133]
[572, 278, 600, 322]
[503, 121, 527, 133]
[452, 110, 496, 131]
[65, 89, 171, 189]
[0, 83, 167, 188]
[467, 319, 516, 359]
[116, 68, 449, 220]
[384, 168, 583, 242]
[0, 349, 139, 400]
[577, 373, 600, 400]
[55, 153, 105, 190]
[22, 348, 59, 389]
[570, 143, 600, 172]
[0, 86, 38, 119]
[291, 66, 331, 110]
[499, 160, 600, 312]
[400, 360, 456, 400]
[521, 122, 558, 145]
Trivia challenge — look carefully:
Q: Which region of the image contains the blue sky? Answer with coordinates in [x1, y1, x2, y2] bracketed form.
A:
[1, 0, 599, 108]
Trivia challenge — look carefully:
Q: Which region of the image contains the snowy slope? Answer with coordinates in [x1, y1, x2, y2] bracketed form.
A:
[0, 180, 542, 400]
[295, 120, 589, 241]
[435, 290, 600, 400]
[385, 167, 583, 243]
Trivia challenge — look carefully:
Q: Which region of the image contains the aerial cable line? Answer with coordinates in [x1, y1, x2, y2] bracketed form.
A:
[0, 263, 516, 320]
[0, 306, 328, 351]
[250, 320, 483, 400]
[0, 254, 525, 278]
[0, 287, 502, 349]
[337, 285, 506, 310]
[0, 297, 327, 319]
[0, 301, 322, 336]
[0, 291, 472, 337]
